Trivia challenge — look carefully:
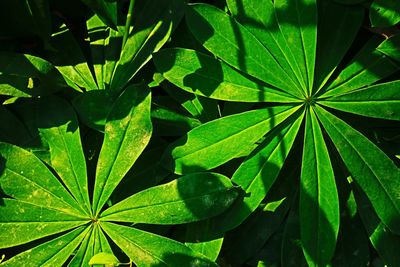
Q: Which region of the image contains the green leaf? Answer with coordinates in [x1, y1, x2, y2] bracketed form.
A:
[0, 199, 87, 248]
[0, 52, 63, 97]
[100, 222, 218, 267]
[49, 25, 98, 91]
[274, 0, 317, 95]
[354, 184, 400, 267]
[226, 0, 307, 92]
[154, 48, 300, 103]
[89, 252, 120, 266]
[185, 4, 303, 98]
[185, 220, 223, 261]
[320, 80, 400, 121]
[370, 0, 400, 27]
[314, 0, 364, 90]
[80, 0, 117, 29]
[92, 84, 152, 215]
[162, 105, 301, 174]
[69, 226, 96, 267]
[315, 105, 400, 234]
[0, 226, 89, 267]
[36, 97, 91, 215]
[377, 34, 400, 62]
[322, 37, 399, 97]
[100, 172, 239, 224]
[110, 0, 185, 92]
[300, 109, 339, 266]
[0, 142, 85, 216]
[214, 111, 304, 231]
[86, 15, 122, 90]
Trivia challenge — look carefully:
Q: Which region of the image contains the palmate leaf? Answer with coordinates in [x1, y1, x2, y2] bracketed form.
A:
[214, 110, 304, 232]
[110, 0, 185, 92]
[101, 222, 218, 267]
[92, 84, 152, 215]
[320, 37, 399, 97]
[274, 0, 317, 95]
[153, 48, 300, 103]
[226, 0, 307, 92]
[156, 0, 400, 265]
[0, 226, 89, 267]
[300, 108, 339, 266]
[315, 105, 400, 234]
[162, 105, 302, 174]
[1, 85, 240, 265]
[36, 96, 91, 215]
[101, 173, 239, 224]
[320, 80, 400, 121]
[185, 3, 304, 98]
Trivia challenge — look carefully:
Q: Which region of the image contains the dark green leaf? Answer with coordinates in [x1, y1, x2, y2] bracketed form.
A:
[370, 0, 400, 27]
[377, 34, 400, 62]
[80, 0, 117, 29]
[0, 52, 63, 97]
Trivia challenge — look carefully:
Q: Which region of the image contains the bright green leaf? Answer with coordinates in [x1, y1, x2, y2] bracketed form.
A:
[162, 105, 301, 174]
[315, 105, 400, 234]
[300, 108, 339, 266]
[92, 84, 152, 215]
[154, 48, 300, 103]
[100, 172, 239, 224]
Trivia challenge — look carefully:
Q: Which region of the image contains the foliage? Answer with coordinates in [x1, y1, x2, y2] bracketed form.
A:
[0, 0, 399, 266]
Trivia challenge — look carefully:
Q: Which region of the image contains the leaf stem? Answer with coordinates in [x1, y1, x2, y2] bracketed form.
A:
[122, 0, 135, 48]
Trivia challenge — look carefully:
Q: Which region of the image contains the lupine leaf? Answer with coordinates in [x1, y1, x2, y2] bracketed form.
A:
[1, 226, 89, 267]
[110, 0, 185, 92]
[154, 48, 300, 103]
[322, 37, 399, 97]
[370, 0, 400, 27]
[226, 0, 307, 92]
[185, 3, 303, 98]
[0, 199, 88, 248]
[320, 80, 400, 121]
[36, 97, 91, 214]
[300, 108, 339, 266]
[213, 110, 304, 232]
[101, 222, 218, 267]
[92, 84, 152, 215]
[0, 142, 85, 216]
[315, 105, 400, 234]
[314, 0, 364, 90]
[162, 105, 301, 175]
[100, 172, 239, 224]
[80, 0, 117, 29]
[274, 0, 317, 95]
